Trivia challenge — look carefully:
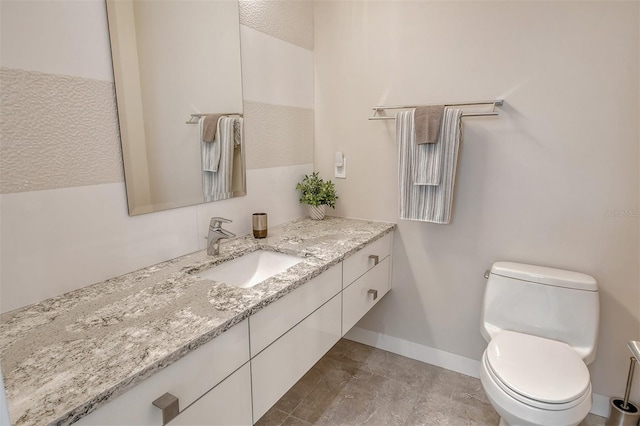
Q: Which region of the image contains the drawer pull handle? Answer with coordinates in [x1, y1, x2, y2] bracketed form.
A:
[368, 289, 378, 300]
[368, 255, 379, 265]
[152, 392, 180, 425]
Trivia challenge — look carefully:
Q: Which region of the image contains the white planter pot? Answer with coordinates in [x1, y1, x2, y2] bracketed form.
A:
[309, 205, 326, 220]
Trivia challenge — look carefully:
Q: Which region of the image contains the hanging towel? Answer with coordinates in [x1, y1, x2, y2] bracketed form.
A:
[398, 108, 463, 224]
[202, 116, 241, 202]
[414, 105, 445, 144]
[202, 113, 224, 143]
[233, 119, 242, 147]
[199, 116, 222, 173]
[413, 108, 462, 185]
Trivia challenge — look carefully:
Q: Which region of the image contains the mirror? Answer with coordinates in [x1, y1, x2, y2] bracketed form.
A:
[106, 0, 245, 216]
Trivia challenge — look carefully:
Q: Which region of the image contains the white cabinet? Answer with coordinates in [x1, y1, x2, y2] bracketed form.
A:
[343, 233, 392, 288]
[169, 363, 252, 426]
[249, 264, 342, 357]
[342, 256, 391, 333]
[251, 294, 342, 422]
[341, 232, 392, 334]
[76, 320, 250, 426]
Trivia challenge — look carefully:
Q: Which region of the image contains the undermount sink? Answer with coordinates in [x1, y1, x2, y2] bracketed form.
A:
[195, 250, 303, 288]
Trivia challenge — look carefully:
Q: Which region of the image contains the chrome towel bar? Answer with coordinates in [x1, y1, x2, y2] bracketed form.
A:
[369, 99, 503, 120]
[186, 113, 243, 124]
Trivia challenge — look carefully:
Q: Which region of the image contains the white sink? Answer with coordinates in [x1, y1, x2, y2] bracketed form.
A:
[195, 250, 303, 288]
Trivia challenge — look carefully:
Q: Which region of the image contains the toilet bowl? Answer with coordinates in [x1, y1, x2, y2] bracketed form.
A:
[480, 262, 599, 426]
[479, 331, 592, 426]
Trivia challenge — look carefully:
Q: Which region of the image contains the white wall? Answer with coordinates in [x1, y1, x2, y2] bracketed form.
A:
[314, 0, 639, 402]
[0, 0, 314, 313]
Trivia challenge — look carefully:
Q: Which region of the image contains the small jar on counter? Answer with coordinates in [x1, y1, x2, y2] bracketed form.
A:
[252, 213, 268, 238]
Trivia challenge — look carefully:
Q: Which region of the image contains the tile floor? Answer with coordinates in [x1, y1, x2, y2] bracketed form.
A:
[256, 339, 606, 426]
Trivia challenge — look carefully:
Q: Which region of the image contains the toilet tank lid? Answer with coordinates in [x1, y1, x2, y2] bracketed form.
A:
[491, 262, 597, 291]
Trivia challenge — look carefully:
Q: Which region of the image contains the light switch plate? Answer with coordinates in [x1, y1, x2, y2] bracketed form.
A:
[335, 158, 346, 179]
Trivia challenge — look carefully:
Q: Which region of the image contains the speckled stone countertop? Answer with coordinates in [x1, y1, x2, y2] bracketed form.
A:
[0, 217, 395, 426]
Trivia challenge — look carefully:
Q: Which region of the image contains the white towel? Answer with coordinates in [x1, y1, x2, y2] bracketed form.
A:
[398, 108, 463, 223]
[413, 108, 461, 185]
[201, 116, 242, 202]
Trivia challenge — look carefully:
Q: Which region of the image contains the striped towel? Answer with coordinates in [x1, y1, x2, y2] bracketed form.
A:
[413, 108, 461, 185]
[199, 116, 222, 172]
[201, 116, 242, 202]
[398, 108, 463, 223]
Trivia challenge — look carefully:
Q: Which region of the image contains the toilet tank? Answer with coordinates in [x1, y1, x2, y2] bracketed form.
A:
[481, 262, 599, 365]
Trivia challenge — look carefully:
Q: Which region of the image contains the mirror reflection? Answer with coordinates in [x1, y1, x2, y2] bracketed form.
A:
[106, 0, 245, 216]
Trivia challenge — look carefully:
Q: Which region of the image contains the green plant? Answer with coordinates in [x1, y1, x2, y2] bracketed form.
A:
[295, 172, 338, 208]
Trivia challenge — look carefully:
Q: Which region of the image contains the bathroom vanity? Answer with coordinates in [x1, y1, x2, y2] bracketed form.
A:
[0, 217, 394, 426]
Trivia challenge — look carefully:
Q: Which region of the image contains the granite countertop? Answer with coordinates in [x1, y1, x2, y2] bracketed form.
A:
[0, 217, 395, 426]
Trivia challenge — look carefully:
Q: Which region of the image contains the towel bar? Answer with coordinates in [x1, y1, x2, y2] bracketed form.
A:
[186, 113, 243, 124]
[369, 99, 503, 120]
[369, 111, 499, 120]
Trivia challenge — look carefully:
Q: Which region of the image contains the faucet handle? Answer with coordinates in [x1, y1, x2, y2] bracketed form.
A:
[210, 217, 232, 229]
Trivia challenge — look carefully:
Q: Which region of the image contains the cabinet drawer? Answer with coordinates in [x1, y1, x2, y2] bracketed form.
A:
[342, 257, 390, 334]
[343, 232, 392, 288]
[76, 320, 250, 426]
[251, 294, 342, 422]
[170, 363, 252, 426]
[250, 264, 341, 356]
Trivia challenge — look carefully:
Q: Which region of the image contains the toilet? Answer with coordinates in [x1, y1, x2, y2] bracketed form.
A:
[480, 262, 599, 426]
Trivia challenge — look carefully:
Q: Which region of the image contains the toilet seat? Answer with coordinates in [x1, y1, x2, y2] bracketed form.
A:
[485, 331, 591, 410]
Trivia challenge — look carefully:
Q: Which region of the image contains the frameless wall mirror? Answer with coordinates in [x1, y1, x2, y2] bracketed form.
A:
[106, 0, 245, 216]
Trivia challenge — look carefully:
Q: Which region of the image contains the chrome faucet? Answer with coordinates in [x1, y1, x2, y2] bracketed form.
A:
[207, 217, 236, 256]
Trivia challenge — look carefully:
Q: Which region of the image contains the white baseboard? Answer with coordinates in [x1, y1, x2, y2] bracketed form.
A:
[344, 327, 610, 418]
[591, 393, 610, 418]
[344, 326, 482, 378]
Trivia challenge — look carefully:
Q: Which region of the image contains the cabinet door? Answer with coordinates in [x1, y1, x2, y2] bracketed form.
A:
[342, 257, 390, 334]
[251, 295, 342, 422]
[250, 263, 342, 356]
[343, 232, 392, 288]
[76, 320, 249, 426]
[169, 363, 252, 426]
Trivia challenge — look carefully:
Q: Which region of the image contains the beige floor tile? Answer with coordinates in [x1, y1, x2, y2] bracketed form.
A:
[359, 348, 441, 389]
[325, 338, 377, 364]
[580, 413, 606, 426]
[261, 339, 607, 426]
[255, 407, 289, 426]
[274, 367, 325, 414]
[313, 352, 374, 387]
[318, 374, 420, 426]
[289, 378, 345, 424]
[281, 415, 313, 426]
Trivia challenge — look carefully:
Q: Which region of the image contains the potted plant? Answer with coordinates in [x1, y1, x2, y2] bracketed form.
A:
[295, 172, 338, 220]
